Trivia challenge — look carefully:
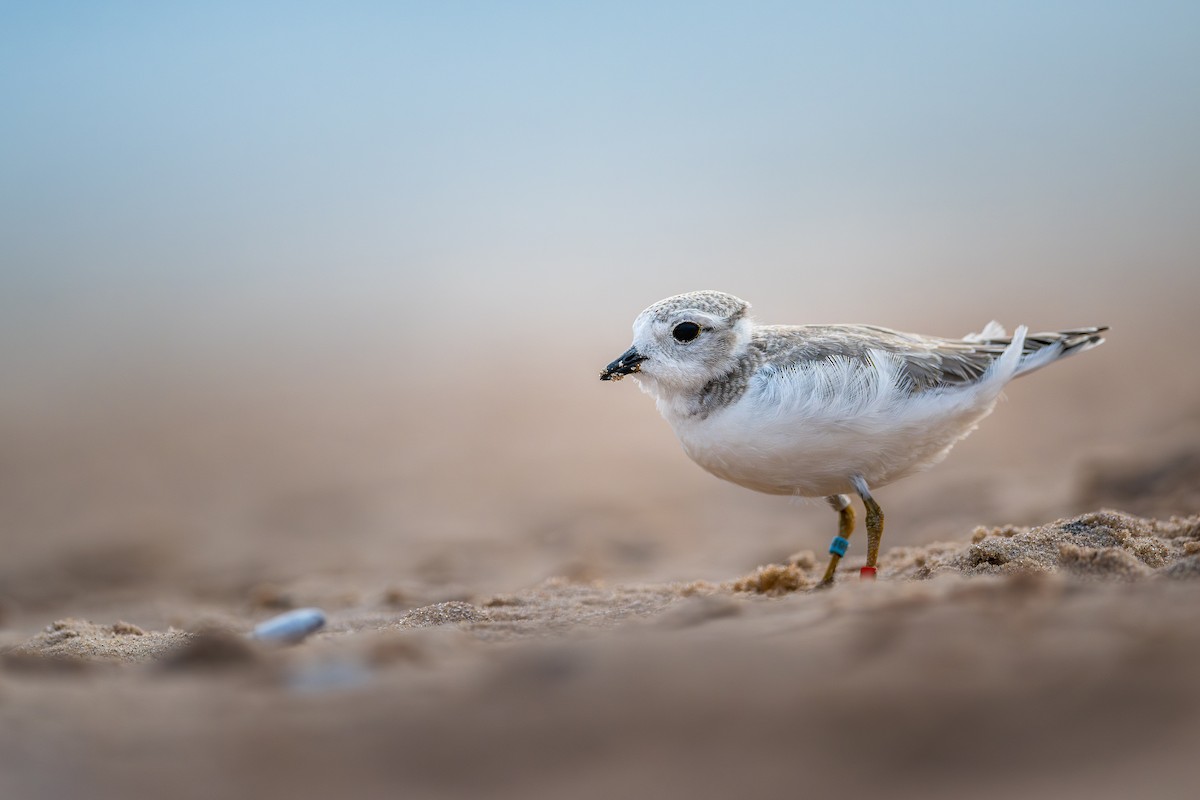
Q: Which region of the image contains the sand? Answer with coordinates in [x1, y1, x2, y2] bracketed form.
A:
[4, 507, 1200, 800]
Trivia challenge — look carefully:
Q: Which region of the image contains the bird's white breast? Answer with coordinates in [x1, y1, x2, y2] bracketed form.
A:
[659, 352, 1012, 497]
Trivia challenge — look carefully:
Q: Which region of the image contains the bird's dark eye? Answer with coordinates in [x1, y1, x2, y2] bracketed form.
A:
[672, 321, 701, 343]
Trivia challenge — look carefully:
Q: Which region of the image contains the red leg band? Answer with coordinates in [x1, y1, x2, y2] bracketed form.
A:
[860, 566, 877, 580]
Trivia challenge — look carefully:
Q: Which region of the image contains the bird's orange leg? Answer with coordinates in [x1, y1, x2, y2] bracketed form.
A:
[852, 475, 884, 580]
[817, 494, 855, 587]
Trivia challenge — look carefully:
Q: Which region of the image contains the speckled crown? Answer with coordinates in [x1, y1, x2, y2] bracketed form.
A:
[641, 291, 751, 322]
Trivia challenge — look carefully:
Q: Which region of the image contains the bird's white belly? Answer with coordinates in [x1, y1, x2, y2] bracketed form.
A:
[667, 379, 1001, 497]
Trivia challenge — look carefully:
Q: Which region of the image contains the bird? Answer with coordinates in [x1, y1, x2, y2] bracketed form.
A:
[599, 290, 1107, 586]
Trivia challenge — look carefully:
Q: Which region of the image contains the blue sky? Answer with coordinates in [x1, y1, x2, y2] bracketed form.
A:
[2, 1, 1197, 347]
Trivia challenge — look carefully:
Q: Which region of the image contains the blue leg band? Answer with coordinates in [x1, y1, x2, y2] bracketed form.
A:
[829, 536, 850, 557]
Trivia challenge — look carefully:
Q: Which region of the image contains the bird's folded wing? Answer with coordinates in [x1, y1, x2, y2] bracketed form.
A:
[752, 324, 1107, 392]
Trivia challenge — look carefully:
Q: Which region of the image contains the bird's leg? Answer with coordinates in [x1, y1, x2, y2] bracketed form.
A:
[851, 475, 884, 580]
[817, 494, 855, 587]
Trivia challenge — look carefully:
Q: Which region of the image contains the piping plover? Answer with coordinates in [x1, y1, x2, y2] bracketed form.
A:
[599, 290, 1107, 585]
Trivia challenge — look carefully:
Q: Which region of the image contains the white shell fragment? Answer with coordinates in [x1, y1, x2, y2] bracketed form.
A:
[252, 608, 326, 645]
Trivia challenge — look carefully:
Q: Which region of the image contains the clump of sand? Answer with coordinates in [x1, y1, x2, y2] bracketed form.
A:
[950, 510, 1198, 578]
[730, 563, 812, 595]
[727, 509, 1200, 593]
[4, 618, 191, 667]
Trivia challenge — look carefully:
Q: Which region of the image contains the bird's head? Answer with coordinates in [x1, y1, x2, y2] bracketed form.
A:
[600, 291, 753, 397]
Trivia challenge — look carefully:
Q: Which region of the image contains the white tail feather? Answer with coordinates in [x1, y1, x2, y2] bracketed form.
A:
[964, 320, 1007, 342]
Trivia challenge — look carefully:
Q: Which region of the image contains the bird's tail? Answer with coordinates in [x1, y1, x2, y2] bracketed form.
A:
[971, 323, 1108, 380]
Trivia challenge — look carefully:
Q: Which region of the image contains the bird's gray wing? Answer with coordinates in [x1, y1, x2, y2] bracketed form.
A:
[752, 324, 1107, 392]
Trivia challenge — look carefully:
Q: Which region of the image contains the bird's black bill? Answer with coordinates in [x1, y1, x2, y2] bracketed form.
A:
[600, 347, 646, 381]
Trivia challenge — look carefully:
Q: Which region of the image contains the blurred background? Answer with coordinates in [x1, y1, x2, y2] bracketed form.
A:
[2, 1, 1198, 629]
